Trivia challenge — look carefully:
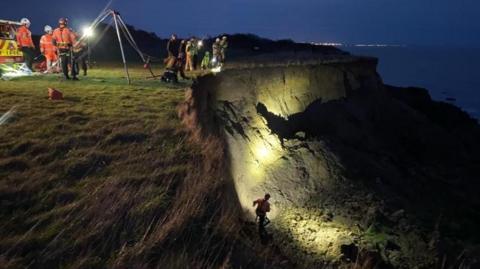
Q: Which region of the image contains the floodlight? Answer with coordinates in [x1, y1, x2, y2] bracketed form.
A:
[82, 26, 94, 38]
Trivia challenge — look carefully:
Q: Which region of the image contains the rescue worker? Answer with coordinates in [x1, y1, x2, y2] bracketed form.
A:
[52, 18, 78, 80]
[16, 18, 35, 71]
[72, 31, 88, 76]
[253, 193, 271, 236]
[178, 39, 186, 59]
[40, 25, 57, 73]
[201, 51, 210, 70]
[219, 36, 228, 64]
[177, 40, 187, 70]
[166, 34, 179, 58]
[190, 37, 199, 70]
[185, 40, 194, 72]
[212, 38, 221, 67]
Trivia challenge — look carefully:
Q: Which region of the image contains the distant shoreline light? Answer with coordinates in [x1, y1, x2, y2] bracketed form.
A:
[310, 42, 407, 48]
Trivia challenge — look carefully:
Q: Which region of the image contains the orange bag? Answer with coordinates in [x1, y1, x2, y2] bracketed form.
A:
[48, 88, 63, 100]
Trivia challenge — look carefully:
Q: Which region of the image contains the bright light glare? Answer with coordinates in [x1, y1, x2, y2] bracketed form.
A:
[211, 66, 222, 73]
[198, 40, 203, 47]
[82, 26, 94, 38]
[257, 145, 269, 160]
[0, 64, 32, 80]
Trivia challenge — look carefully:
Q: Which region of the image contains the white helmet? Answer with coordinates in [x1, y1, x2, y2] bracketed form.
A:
[44, 25, 53, 33]
[20, 18, 31, 27]
[216, 38, 220, 42]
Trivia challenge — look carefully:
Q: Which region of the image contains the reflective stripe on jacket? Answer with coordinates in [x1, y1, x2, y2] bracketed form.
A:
[52, 27, 75, 49]
[40, 34, 56, 55]
[16, 26, 35, 48]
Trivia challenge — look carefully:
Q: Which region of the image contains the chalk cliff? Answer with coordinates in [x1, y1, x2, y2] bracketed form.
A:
[179, 55, 480, 268]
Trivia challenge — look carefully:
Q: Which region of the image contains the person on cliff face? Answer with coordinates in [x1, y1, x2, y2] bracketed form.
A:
[253, 193, 271, 237]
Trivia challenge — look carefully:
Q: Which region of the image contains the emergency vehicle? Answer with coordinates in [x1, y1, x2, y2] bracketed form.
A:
[0, 19, 24, 64]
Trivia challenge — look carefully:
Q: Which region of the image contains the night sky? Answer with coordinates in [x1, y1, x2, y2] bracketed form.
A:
[1, 0, 479, 47]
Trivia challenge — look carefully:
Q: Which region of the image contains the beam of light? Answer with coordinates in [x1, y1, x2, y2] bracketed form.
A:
[0, 106, 17, 126]
[211, 66, 222, 73]
[235, 134, 282, 218]
[82, 26, 94, 38]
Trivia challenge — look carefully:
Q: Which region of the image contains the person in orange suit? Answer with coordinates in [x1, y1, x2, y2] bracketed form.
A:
[40, 25, 58, 73]
[253, 193, 271, 236]
[52, 18, 78, 80]
[16, 18, 35, 71]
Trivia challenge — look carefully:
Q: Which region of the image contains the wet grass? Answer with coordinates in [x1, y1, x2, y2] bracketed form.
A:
[0, 65, 202, 268]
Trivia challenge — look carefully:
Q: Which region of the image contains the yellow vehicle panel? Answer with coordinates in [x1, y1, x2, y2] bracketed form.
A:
[0, 39, 23, 57]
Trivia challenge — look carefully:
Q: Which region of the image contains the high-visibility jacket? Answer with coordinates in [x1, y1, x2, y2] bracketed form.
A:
[52, 27, 75, 49]
[40, 34, 56, 55]
[16, 26, 35, 48]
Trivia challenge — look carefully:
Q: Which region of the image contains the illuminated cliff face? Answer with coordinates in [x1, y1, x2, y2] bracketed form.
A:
[207, 60, 382, 220]
[179, 55, 479, 267]
[177, 57, 383, 263]
[180, 57, 458, 267]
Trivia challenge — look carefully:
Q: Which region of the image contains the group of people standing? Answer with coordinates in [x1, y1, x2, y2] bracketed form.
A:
[165, 34, 228, 74]
[15, 17, 88, 80]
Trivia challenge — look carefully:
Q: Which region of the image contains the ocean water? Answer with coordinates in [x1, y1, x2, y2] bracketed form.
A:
[345, 46, 480, 119]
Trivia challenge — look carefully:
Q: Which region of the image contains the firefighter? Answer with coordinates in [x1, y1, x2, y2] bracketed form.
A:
[40, 25, 57, 73]
[212, 38, 221, 67]
[16, 18, 35, 71]
[52, 18, 78, 80]
[72, 31, 88, 76]
[253, 193, 271, 236]
[219, 36, 228, 64]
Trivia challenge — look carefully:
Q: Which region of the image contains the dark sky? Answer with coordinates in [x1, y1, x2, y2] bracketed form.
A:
[1, 0, 479, 47]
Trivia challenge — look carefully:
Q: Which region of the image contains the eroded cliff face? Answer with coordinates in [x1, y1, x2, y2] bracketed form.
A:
[179, 56, 480, 268]
[187, 57, 380, 214]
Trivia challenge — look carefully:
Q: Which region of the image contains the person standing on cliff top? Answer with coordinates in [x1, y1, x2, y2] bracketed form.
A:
[253, 193, 271, 236]
[166, 34, 179, 58]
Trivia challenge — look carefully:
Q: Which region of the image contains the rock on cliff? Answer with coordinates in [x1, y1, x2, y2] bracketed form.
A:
[179, 56, 480, 268]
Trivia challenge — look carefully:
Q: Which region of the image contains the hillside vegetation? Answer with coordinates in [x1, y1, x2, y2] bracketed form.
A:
[0, 66, 245, 268]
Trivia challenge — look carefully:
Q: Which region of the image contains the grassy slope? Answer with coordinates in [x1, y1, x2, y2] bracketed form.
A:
[0, 66, 202, 268]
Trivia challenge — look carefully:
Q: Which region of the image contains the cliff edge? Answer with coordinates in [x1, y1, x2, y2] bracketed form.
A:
[179, 55, 480, 268]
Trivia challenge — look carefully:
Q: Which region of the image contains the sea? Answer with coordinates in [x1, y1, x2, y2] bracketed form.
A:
[343, 45, 480, 120]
